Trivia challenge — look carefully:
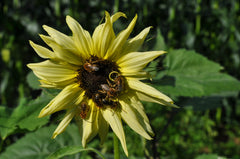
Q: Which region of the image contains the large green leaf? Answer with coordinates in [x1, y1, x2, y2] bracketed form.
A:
[153, 49, 240, 97]
[152, 28, 167, 51]
[0, 92, 51, 140]
[0, 124, 82, 159]
[180, 96, 223, 111]
[195, 154, 227, 159]
[47, 146, 106, 159]
[26, 71, 41, 89]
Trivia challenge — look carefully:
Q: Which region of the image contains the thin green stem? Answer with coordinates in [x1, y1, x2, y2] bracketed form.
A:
[114, 0, 119, 12]
[113, 134, 120, 159]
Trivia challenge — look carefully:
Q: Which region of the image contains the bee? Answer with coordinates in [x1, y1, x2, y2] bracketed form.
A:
[83, 62, 99, 72]
[79, 102, 90, 119]
[100, 83, 117, 97]
[109, 71, 125, 93]
[113, 75, 125, 92]
[102, 98, 119, 108]
[93, 93, 105, 108]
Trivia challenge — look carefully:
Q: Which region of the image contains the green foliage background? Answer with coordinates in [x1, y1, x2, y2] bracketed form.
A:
[0, 0, 240, 158]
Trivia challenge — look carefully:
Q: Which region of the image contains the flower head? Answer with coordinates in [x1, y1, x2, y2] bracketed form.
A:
[27, 11, 177, 156]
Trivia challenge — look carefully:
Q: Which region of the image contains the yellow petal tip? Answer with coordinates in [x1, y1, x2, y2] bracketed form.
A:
[26, 64, 31, 69]
[51, 133, 57, 139]
[42, 25, 47, 29]
[29, 40, 33, 45]
[66, 15, 73, 22]
[121, 13, 127, 19]
[38, 113, 44, 118]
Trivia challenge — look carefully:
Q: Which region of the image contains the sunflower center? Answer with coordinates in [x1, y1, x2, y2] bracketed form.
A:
[76, 56, 125, 108]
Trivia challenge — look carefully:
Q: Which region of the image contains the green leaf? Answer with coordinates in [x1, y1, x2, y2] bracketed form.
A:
[180, 96, 223, 111]
[17, 93, 51, 131]
[47, 146, 106, 159]
[0, 92, 51, 140]
[195, 154, 227, 159]
[0, 124, 82, 159]
[153, 28, 167, 51]
[26, 71, 41, 89]
[153, 49, 240, 97]
[0, 106, 13, 139]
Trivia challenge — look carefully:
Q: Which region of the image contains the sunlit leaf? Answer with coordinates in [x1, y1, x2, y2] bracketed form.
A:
[0, 124, 81, 159]
[195, 154, 227, 159]
[26, 71, 41, 89]
[152, 49, 240, 97]
[153, 28, 166, 51]
[0, 92, 51, 140]
[180, 96, 223, 111]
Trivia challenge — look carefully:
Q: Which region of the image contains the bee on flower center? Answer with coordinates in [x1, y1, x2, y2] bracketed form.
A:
[77, 56, 125, 109]
[83, 63, 99, 72]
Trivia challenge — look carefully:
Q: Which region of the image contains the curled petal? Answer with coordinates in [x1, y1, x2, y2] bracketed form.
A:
[110, 12, 127, 22]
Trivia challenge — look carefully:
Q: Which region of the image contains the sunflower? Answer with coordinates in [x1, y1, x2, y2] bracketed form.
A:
[27, 11, 177, 156]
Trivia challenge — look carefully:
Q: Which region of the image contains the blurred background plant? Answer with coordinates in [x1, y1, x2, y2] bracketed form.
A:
[0, 0, 240, 159]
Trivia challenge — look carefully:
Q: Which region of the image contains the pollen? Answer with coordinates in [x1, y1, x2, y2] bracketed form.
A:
[76, 56, 125, 108]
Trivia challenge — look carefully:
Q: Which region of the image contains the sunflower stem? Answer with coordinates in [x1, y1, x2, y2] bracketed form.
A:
[113, 133, 120, 159]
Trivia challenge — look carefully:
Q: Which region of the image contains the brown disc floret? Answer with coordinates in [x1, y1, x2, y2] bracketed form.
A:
[76, 56, 125, 109]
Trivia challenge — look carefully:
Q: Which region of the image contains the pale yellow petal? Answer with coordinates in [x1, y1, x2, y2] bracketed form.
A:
[122, 27, 152, 55]
[119, 99, 152, 140]
[101, 109, 128, 156]
[129, 94, 154, 136]
[66, 16, 93, 58]
[117, 51, 166, 73]
[52, 110, 76, 139]
[91, 24, 103, 57]
[105, 14, 138, 60]
[82, 100, 99, 147]
[42, 25, 77, 52]
[92, 11, 115, 58]
[29, 40, 54, 59]
[38, 84, 84, 117]
[27, 60, 78, 84]
[39, 79, 64, 89]
[127, 78, 177, 108]
[40, 78, 75, 89]
[39, 80, 56, 88]
[121, 71, 148, 79]
[136, 91, 179, 108]
[40, 35, 83, 65]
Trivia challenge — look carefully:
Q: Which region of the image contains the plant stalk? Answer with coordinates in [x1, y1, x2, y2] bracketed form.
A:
[114, 134, 120, 159]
